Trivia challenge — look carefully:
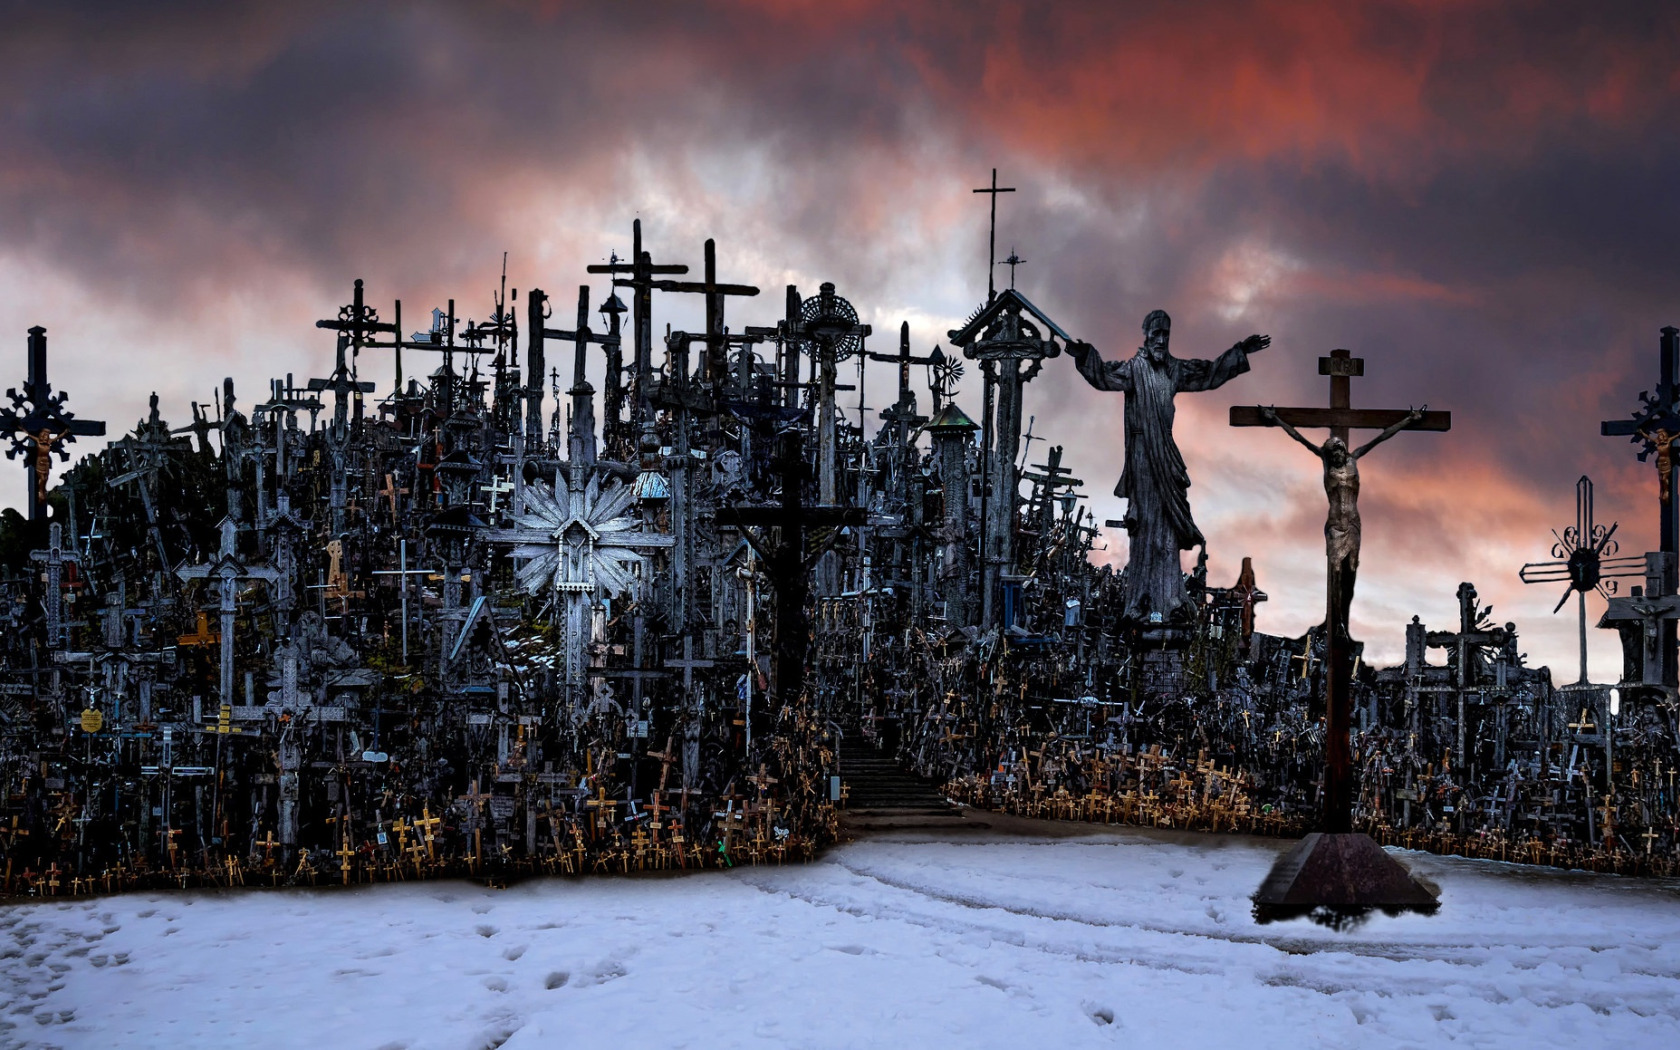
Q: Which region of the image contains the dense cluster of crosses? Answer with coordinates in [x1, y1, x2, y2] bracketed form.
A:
[0, 220, 1678, 897]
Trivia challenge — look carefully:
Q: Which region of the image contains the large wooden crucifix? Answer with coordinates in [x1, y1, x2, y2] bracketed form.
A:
[1232, 348, 1450, 833]
[715, 427, 865, 706]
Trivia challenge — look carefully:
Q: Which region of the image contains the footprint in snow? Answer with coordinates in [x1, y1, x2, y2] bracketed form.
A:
[545, 971, 570, 989]
[475, 925, 498, 938]
[502, 945, 526, 961]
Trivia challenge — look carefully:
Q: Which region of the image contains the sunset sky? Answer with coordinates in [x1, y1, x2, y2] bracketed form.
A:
[3, 1, 1678, 680]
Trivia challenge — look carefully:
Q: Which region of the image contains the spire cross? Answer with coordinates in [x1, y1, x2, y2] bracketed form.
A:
[973, 168, 1015, 303]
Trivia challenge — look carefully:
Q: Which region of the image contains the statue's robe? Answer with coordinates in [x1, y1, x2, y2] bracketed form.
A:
[1071, 343, 1252, 623]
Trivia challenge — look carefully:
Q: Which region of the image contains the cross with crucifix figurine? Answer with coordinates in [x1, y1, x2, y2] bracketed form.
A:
[1, 327, 107, 520]
[1232, 348, 1450, 834]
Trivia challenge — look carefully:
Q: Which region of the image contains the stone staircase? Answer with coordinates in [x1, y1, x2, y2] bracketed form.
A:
[838, 741, 985, 832]
[842, 750, 957, 815]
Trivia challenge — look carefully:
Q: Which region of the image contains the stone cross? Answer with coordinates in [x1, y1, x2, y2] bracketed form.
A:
[1232, 348, 1450, 832]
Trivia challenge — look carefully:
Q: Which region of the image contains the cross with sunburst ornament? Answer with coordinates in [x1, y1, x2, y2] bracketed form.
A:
[489, 466, 672, 702]
[1518, 475, 1647, 685]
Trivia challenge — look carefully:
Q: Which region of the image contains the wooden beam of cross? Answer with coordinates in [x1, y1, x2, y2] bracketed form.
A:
[1229, 351, 1449, 440]
[1231, 347, 1450, 835]
[866, 321, 940, 415]
[637, 239, 760, 403]
[587, 220, 690, 425]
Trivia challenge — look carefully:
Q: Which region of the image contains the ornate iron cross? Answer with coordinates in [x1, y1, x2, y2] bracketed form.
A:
[0, 327, 107, 520]
[1519, 475, 1646, 685]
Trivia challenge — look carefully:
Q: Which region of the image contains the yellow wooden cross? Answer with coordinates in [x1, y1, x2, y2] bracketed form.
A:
[256, 830, 281, 865]
[204, 703, 242, 735]
[337, 828, 356, 884]
[414, 806, 442, 858]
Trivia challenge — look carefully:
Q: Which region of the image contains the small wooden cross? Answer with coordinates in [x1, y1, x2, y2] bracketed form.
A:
[480, 474, 515, 514]
[413, 806, 442, 858]
[337, 829, 356, 884]
[379, 473, 408, 521]
[176, 609, 221, 648]
[458, 779, 492, 817]
[256, 830, 281, 863]
[1641, 826, 1660, 854]
[647, 737, 680, 793]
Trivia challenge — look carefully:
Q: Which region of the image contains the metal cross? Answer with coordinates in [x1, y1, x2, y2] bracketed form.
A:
[1518, 475, 1645, 684]
[972, 168, 1016, 303]
[999, 247, 1026, 289]
[0, 327, 107, 520]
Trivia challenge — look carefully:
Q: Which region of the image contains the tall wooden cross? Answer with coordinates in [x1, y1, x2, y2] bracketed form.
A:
[586, 220, 689, 429]
[642, 238, 760, 407]
[716, 427, 865, 704]
[528, 285, 620, 458]
[866, 321, 939, 428]
[311, 279, 389, 428]
[1, 327, 107, 520]
[1231, 348, 1449, 833]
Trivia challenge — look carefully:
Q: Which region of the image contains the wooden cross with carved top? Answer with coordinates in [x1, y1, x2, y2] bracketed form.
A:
[1233, 348, 1448, 835]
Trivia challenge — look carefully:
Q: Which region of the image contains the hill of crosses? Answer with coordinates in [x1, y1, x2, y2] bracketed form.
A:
[1, 218, 1677, 898]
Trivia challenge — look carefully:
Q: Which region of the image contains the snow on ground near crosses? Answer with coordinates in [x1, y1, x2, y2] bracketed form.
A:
[6, 823, 1679, 1049]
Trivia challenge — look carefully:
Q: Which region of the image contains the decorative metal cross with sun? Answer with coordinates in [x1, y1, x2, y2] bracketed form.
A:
[488, 467, 673, 600]
[488, 466, 673, 709]
[1519, 475, 1647, 683]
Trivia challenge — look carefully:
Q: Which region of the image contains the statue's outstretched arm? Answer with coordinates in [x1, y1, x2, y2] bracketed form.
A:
[1259, 406, 1321, 455]
[1068, 340, 1131, 393]
[1352, 405, 1426, 459]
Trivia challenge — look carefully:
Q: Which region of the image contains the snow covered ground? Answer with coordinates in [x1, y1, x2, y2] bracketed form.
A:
[6, 820, 1679, 1049]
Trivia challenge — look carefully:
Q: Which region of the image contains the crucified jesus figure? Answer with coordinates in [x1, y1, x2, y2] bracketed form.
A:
[1259, 404, 1426, 628]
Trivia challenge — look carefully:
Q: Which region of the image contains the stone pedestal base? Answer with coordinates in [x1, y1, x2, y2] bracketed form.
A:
[1252, 832, 1439, 926]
